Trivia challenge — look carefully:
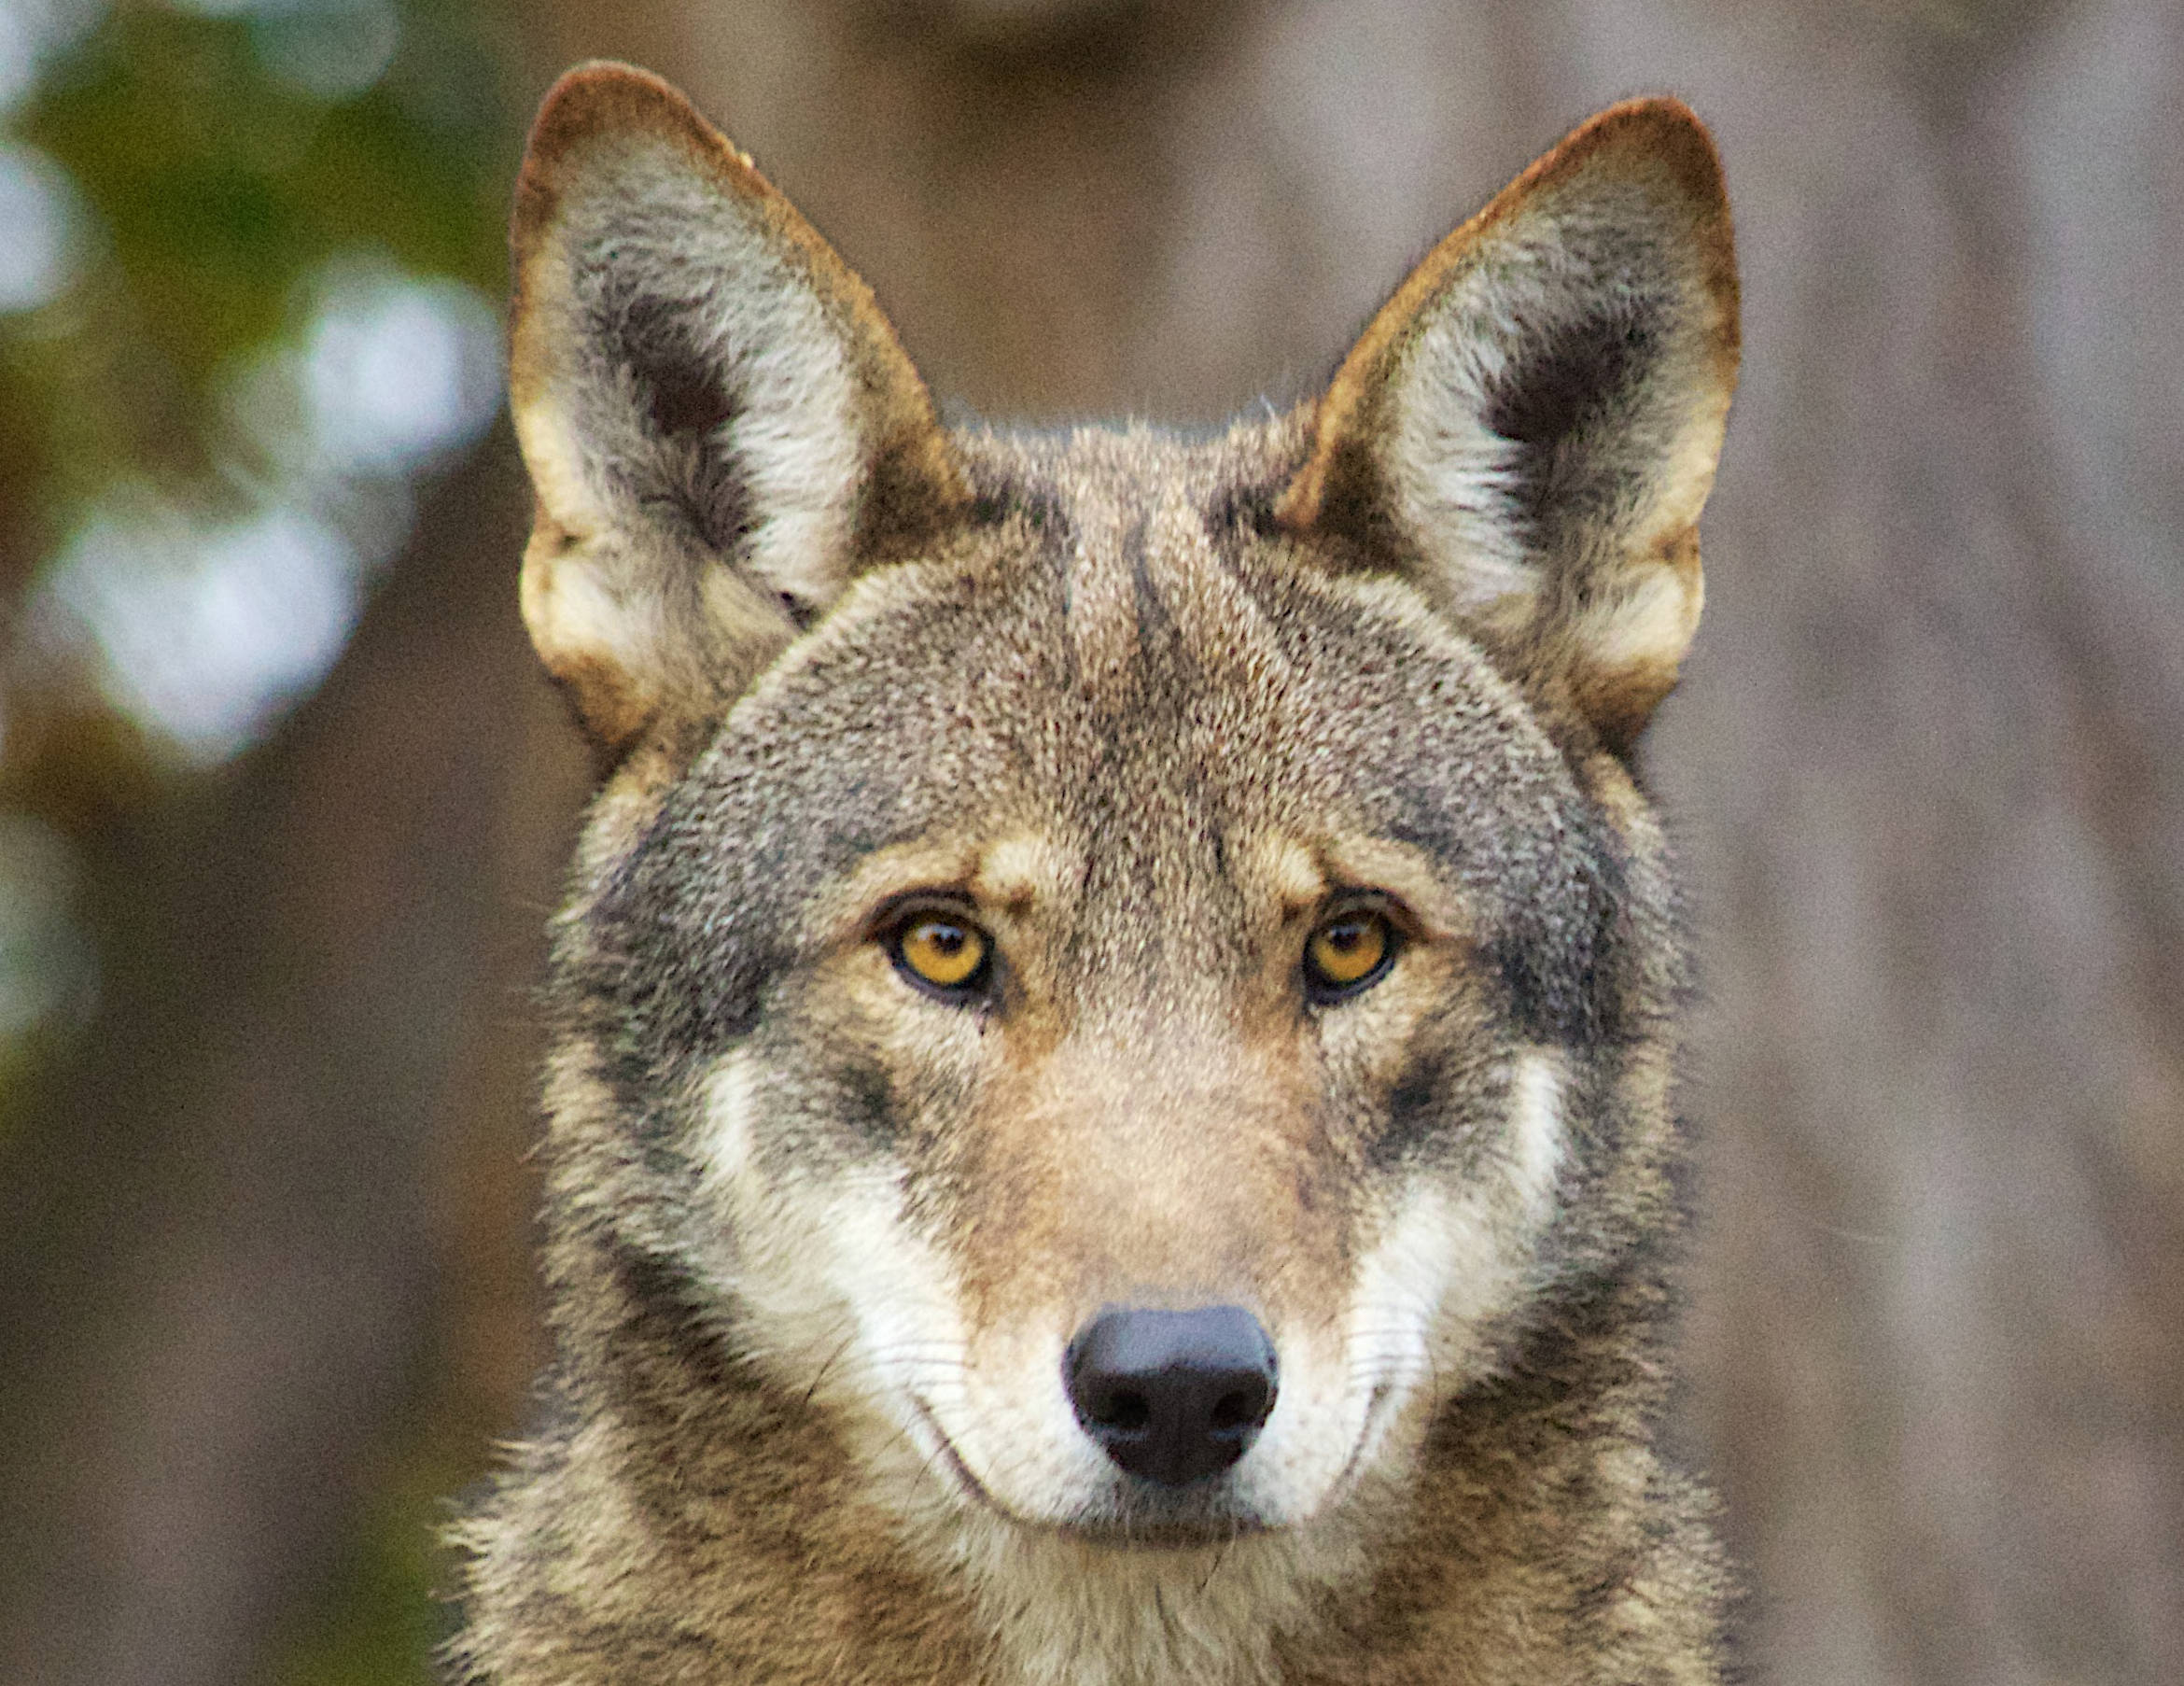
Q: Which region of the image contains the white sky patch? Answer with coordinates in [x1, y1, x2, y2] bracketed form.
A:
[169, 0, 399, 103]
[37, 498, 364, 765]
[301, 262, 504, 475]
[250, 0, 399, 103]
[0, 0, 105, 116]
[22, 252, 505, 765]
[0, 140, 81, 312]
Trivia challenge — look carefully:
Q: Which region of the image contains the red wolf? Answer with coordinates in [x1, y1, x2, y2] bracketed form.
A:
[455, 60, 1741, 1686]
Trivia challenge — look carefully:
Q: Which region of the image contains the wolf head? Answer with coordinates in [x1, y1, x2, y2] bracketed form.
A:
[504, 59, 1736, 1660]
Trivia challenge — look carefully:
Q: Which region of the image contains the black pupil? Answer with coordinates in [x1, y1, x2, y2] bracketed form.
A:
[1326, 920, 1369, 953]
[925, 923, 967, 958]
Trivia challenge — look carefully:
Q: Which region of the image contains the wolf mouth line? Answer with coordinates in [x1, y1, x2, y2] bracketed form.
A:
[909, 1388, 1348, 1546]
[916, 1392, 1281, 1550]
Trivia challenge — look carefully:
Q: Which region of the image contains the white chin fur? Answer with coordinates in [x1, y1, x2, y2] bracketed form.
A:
[688, 1047, 1570, 1685]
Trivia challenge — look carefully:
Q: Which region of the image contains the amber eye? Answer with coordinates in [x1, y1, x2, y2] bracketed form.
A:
[889, 912, 993, 998]
[1304, 908, 1395, 1000]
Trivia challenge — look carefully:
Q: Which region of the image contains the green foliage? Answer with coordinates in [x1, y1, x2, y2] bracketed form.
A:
[256, 1478, 455, 1686]
[0, 7, 522, 1672]
[26, 5, 507, 380]
[0, 0, 514, 590]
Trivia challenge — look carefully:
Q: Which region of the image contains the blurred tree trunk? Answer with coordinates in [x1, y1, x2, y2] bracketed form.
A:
[0, 433, 586, 1686]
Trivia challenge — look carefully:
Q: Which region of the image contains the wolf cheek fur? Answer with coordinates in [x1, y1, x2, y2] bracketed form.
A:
[455, 59, 1741, 1686]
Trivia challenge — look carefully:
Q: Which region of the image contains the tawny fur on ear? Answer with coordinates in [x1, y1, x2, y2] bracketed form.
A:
[509, 62, 968, 764]
[1278, 98, 1740, 752]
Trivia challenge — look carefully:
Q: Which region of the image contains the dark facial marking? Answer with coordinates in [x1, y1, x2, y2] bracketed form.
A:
[585, 276, 755, 556]
[608, 1238, 745, 1398]
[827, 1060, 903, 1148]
[963, 457, 1069, 538]
[1368, 1023, 1505, 1171]
[621, 293, 739, 439]
[1376, 1041, 1461, 1169]
[1205, 476, 1284, 544]
[1376, 786, 1634, 1051]
[1483, 301, 1662, 536]
[565, 794, 799, 1129]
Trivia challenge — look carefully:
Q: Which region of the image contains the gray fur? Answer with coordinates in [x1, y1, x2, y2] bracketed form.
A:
[459, 65, 1740, 1686]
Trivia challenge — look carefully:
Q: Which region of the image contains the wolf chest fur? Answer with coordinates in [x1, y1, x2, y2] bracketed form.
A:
[455, 60, 1742, 1686]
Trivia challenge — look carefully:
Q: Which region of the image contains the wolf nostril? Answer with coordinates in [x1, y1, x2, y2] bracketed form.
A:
[1089, 1387, 1152, 1433]
[1209, 1388, 1256, 1431]
[1064, 1305, 1279, 1487]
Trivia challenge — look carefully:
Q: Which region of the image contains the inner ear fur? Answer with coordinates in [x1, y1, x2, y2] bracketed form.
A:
[1277, 98, 1741, 752]
[510, 62, 968, 762]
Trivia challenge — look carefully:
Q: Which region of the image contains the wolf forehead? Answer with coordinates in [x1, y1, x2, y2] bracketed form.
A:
[569, 414, 1646, 1073]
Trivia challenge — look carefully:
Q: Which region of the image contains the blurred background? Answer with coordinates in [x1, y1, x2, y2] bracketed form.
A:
[0, 1, 2177, 1682]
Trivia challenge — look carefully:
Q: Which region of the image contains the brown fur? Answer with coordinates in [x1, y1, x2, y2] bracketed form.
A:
[455, 62, 1741, 1686]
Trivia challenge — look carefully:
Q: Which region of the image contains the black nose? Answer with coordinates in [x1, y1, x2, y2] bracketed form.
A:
[1064, 1305, 1279, 1486]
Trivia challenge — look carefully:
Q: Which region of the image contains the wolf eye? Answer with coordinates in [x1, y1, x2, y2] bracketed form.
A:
[1304, 909, 1395, 1001]
[889, 912, 992, 998]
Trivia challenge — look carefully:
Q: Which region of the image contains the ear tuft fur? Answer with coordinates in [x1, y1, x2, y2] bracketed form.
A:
[1278, 98, 1740, 753]
[509, 63, 967, 765]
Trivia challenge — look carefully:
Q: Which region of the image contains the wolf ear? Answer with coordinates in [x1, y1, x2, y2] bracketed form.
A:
[509, 63, 968, 760]
[1276, 99, 1739, 752]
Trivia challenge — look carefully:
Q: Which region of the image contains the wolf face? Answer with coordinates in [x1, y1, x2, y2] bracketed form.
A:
[471, 62, 1738, 1686]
